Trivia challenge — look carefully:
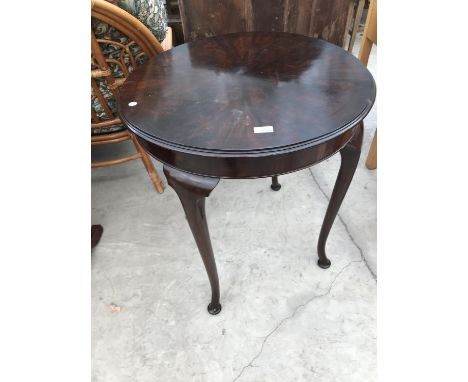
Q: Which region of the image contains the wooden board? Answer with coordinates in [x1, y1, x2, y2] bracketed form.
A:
[178, 0, 354, 47]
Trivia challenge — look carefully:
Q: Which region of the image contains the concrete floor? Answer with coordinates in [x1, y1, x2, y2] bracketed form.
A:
[92, 33, 377, 382]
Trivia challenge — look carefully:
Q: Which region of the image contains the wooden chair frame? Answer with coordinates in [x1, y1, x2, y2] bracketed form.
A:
[358, 0, 377, 169]
[91, 0, 169, 192]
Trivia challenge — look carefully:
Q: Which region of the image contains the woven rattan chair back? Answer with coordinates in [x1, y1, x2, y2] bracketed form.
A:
[91, 0, 165, 192]
[91, 0, 164, 131]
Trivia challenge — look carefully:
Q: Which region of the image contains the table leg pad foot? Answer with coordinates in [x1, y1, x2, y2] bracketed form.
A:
[271, 175, 281, 191]
[317, 258, 331, 269]
[207, 302, 222, 315]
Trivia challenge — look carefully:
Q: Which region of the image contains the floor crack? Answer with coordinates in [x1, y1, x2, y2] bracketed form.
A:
[231, 260, 362, 382]
[102, 271, 116, 296]
[308, 168, 377, 281]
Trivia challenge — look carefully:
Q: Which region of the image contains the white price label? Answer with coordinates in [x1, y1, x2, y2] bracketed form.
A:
[254, 125, 274, 134]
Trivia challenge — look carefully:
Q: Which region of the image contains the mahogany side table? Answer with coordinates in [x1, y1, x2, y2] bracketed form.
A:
[117, 32, 376, 315]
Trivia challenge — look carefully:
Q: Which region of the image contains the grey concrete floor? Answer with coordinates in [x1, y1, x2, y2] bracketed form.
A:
[92, 33, 377, 382]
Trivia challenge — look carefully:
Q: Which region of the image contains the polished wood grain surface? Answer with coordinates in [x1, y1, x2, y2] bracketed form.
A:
[119, 32, 375, 154]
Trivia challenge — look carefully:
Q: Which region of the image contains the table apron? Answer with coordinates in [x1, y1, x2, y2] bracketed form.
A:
[134, 126, 357, 178]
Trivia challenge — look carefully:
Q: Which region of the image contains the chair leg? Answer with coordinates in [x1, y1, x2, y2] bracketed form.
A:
[130, 133, 165, 193]
[358, 37, 373, 66]
[366, 130, 377, 170]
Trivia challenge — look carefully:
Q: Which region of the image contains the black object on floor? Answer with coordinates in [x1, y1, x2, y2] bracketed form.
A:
[91, 225, 104, 249]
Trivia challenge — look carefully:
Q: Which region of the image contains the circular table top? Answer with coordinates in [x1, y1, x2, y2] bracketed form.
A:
[118, 32, 375, 156]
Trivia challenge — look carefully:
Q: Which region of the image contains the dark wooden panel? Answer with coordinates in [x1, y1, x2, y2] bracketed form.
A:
[178, 0, 353, 46]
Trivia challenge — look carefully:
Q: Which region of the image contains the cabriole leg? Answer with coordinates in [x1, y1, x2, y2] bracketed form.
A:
[163, 166, 222, 314]
[317, 123, 364, 269]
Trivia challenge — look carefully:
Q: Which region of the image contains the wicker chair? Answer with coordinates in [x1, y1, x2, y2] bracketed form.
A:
[91, 0, 171, 192]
